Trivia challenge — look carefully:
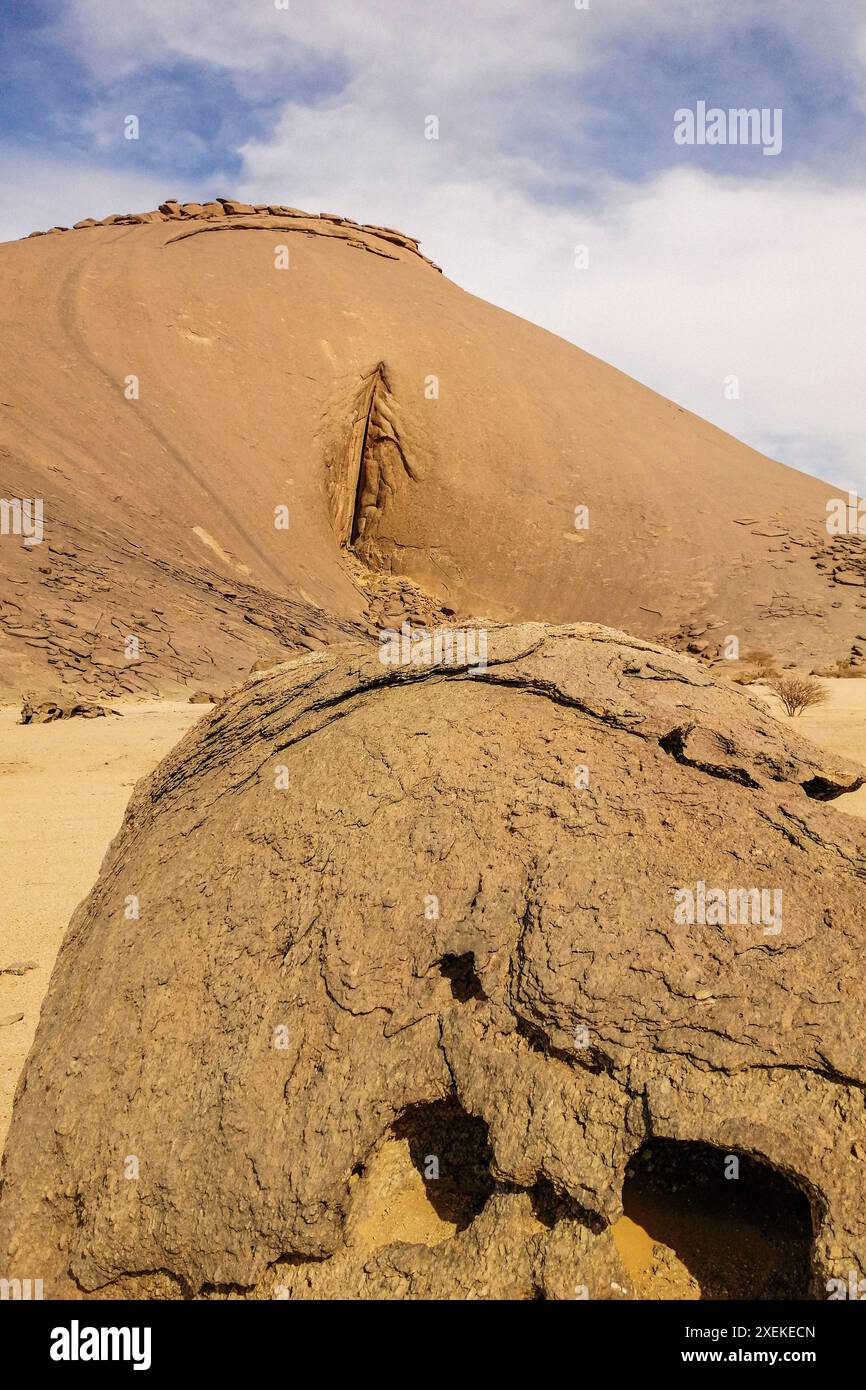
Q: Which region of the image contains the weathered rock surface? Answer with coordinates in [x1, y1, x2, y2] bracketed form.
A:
[1, 624, 864, 1299]
[18, 697, 119, 724]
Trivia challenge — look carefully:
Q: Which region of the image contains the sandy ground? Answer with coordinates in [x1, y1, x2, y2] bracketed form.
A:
[1, 677, 864, 1293]
[753, 676, 866, 820]
[0, 701, 206, 1154]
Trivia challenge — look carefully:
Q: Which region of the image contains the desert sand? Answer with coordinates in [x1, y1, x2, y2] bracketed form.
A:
[755, 676, 866, 819]
[0, 700, 206, 1153]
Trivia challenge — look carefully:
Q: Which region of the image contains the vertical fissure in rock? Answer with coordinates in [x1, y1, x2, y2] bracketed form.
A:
[349, 363, 387, 547]
[328, 361, 417, 561]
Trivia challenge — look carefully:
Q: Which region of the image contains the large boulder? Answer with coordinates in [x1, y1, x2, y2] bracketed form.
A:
[1, 624, 864, 1298]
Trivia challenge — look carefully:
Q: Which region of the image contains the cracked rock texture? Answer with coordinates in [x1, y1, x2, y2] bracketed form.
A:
[1, 624, 865, 1299]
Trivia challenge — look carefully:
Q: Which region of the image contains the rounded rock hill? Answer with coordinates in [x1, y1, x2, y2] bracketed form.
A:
[1, 197, 864, 700]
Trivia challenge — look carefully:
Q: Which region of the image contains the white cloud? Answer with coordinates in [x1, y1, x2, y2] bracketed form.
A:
[61, 0, 596, 81]
[60, 0, 863, 87]
[0, 150, 172, 243]
[556, 170, 866, 492]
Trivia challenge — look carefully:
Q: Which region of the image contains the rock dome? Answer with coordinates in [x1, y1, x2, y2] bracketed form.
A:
[2, 198, 864, 702]
[1, 624, 864, 1298]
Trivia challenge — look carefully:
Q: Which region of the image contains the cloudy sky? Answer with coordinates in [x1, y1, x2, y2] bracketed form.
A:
[2, 0, 865, 489]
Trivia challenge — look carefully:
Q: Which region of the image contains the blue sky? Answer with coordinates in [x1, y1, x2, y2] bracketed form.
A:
[2, 0, 865, 490]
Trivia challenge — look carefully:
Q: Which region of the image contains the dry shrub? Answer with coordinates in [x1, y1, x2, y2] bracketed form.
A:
[767, 673, 828, 717]
[744, 648, 778, 679]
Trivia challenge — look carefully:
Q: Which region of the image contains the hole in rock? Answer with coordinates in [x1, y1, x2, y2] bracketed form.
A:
[438, 952, 486, 1002]
[615, 1139, 814, 1300]
[801, 774, 863, 801]
[393, 1096, 494, 1229]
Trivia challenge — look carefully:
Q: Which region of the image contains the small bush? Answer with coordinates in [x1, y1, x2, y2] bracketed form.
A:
[744, 648, 778, 679]
[767, 673, 828, 717]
